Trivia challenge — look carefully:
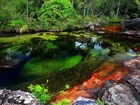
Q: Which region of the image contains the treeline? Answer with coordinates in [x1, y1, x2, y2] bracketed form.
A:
[0, 0, 140, 33]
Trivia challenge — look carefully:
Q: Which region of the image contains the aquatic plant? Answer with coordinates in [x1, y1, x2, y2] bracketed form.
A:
[28, 83, 51, 104]
[97, 98, 104, 105]
[65, 84, 70, 89]
[59, 84, 70, 95]
[52, 99, 70, 105]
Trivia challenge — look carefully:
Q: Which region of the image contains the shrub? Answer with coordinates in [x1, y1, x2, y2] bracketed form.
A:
[10, 19, 25, 32]
[28, 84, 51, 104]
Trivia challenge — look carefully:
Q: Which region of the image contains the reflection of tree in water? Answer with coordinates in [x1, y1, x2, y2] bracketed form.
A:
[75, 35, 111, 56]
[6, 49, 14, 60]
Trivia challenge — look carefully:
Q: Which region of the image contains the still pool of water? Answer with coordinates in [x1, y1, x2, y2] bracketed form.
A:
[0, 30, 139, 93]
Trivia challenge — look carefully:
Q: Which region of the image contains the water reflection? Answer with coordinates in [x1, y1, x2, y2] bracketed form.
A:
[127, 48, 136, 54]
[75, 36, 110, 53]
[5, 49, 13, 60]
[91, 37, 97, 43]
[94, 42, 102, 50]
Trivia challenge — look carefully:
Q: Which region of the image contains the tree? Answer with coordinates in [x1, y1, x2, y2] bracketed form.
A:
[38, 0, 76, 31]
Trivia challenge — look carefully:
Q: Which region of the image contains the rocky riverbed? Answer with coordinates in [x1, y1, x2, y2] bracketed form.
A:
[53, 54, 140, 105]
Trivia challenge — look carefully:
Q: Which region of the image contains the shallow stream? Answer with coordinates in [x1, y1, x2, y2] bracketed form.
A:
[0, 29, 139, 94]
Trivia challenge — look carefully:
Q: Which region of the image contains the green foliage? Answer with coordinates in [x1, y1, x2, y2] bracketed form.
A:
[53, 99, 70, 105]
[27, 19, 41, 31]
[59, 84, 70, 95]
[10, 19, 25, 31]
[100, 15, 121, 25]
[16, 0, 26, 13]
[38, 0, 76, 31]
[97, 98, 104, 105]
[59, 90, 65, 95]
[0, 11, 11, 27]
[28, 84, 51, 104]
[84, 16, 94, 23]
[65, 84, 70, 89]
[1, 0, 140, 31]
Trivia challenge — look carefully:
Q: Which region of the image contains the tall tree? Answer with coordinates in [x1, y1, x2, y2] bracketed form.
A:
[38, 0, 75, 30]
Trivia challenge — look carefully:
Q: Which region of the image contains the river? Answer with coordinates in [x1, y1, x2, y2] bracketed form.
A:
[0, 26, 140, 103]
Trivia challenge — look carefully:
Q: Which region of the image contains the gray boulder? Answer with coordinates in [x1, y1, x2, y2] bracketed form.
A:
[102, 83, 139, 105]
[0, 89, 43, 105]
[123, 55, 140, 100]
[72, 97, 98, 105]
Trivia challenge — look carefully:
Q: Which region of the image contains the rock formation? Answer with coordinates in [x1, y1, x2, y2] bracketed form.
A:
[0, 89, 42, 105]
[100, 55, 140, 105]
[121, 18, 140, 31]
[72, 55, 140, 105]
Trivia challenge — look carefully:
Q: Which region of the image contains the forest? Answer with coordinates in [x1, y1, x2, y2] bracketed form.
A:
[0, 0, 140, 33]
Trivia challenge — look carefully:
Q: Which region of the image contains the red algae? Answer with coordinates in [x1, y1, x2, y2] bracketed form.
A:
[104, 25, 122, 33]
[53, 61, 130, 105]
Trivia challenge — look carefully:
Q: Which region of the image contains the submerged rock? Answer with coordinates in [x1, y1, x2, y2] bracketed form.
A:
[0, 89, 42, 105]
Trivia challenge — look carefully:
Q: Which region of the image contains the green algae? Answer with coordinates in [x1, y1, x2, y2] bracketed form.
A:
[20, 55, 83, 79]
[0, 33, 58, 43]
[21, 57, 64, 77]
[45, 41, 57, 50]
[59, 55, 83, 70]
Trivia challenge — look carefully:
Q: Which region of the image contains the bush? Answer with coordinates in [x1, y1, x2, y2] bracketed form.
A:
[28, 19, 42, 31]
[28, 84, 51, 104]
[10, 19, 25, 32]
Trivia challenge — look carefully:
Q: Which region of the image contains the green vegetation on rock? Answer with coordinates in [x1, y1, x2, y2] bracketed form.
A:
[28, 83, 51, 104]
[97, 98, 104, 105]
[53, 99, 70, 105]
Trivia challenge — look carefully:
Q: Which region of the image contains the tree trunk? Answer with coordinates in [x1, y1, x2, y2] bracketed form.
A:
[83, 0, 88, 17]
[71, 0, 74, 6]
[26, 0, 29, 23]
[123, 7, 128, 19]
[116, 0, 121, 19]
